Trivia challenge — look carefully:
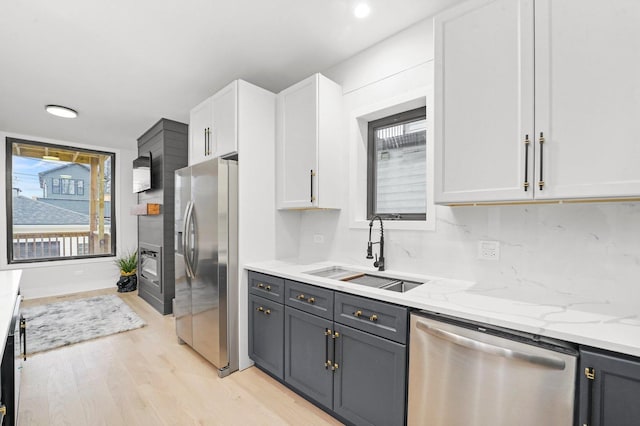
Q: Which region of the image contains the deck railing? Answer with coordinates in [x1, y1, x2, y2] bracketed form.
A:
[12, 231, 110, 260]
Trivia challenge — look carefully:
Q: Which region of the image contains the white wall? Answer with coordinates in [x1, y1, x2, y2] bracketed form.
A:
[1, 130, 138, 299]
[287, 17, 640, 308]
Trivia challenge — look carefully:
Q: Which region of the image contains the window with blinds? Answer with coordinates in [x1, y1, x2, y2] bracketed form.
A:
[367, 107, 426, 221]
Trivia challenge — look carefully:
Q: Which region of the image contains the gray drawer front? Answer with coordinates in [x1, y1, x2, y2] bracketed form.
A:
[248, 271, 284, 303]
[284, 280, 334, 320]
[334, 293, 408, 344]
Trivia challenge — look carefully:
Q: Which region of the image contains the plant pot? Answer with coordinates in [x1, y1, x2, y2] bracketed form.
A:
[117, 270, 138, 293]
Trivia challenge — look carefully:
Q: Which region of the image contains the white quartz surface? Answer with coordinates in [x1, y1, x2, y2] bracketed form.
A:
[246, 260, 640, 358]
[0, 269, 22, 355]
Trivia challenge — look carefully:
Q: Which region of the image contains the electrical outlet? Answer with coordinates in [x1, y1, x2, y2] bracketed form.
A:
[313, 234, 325, 244]
[478, 240, 500, 260]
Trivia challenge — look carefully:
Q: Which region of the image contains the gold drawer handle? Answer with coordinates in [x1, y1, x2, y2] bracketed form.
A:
[354, 310, 362, 317]
[266, 285, 271, 291]
[257, 283, 264, 288]
[255, 306, 271, 315]
[265, 309, 271, 315]
[256, 306, 264, 312]
[332, 362, 339, 371]
[308, 297, 315, 304]
[369, 314, 378, 322]
[297, 294, 306, 300]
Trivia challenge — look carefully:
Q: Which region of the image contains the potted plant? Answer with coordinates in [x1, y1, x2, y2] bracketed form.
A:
[115, 250, 138, 293]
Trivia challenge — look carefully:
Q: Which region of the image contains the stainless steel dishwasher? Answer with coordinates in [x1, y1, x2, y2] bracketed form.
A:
[408, 311, 578, 426]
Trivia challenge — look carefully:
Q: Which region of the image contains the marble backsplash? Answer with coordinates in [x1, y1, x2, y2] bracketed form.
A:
[293, 201, 640, 309]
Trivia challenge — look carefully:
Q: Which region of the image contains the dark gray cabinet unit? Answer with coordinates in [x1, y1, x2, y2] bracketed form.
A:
[333, 323, 407, 426]
[284, 306, 334, 409]
[247, 275, 409, 426]
[137, 118, 188, 314]
[248, 293, 284, 379]
[579, 347, 640, 426]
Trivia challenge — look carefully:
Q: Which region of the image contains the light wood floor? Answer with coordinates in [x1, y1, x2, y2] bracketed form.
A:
[19, 288, 343, 426]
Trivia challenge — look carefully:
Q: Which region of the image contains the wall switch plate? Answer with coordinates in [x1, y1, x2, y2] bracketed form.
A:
[478, 240, 500, 260]
[313, 234, 325, 244]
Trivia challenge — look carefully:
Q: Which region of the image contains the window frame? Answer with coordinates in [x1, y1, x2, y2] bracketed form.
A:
[5, 137, 117, 264]
[366, 106, 427, 221]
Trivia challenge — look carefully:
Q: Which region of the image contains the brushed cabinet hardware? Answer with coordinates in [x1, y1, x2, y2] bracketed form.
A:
[523, 134, 530, 191]
[0, 405, 6, 416]
[584, 367, 595, 380]
[354, 310, 363, 317]
[324, 329, 333, 336]
[266, 285, 271, 291]
[369, 314, 378, 322]
[332, 362, 339, 371]
[310, 169, 316, 203]
[325, 328, 332, 370]
[333, 331, 340, 339]
[308, 297, 315, 304]
[255, 306, 270, 315]
[297, 294, 306, 300]
[257, 283, 264, 288]
[538, 132, 545, 190]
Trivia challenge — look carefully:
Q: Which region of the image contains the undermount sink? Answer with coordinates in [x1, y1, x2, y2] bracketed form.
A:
[305, 266, 425, 293]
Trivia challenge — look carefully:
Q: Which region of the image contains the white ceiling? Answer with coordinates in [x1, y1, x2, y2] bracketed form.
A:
[0, 0, 462, 150]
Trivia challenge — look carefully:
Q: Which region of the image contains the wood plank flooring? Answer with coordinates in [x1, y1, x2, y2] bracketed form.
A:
[18, 288, 343, 426]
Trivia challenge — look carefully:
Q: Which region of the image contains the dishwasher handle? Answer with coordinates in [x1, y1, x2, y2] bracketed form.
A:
[415, 319, 566, 370]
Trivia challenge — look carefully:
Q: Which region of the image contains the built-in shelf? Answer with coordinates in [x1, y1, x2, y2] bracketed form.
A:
[130, 203, 161, 215]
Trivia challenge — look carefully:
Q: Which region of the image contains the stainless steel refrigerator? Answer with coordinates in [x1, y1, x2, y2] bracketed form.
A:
[174, 158, 238, 377]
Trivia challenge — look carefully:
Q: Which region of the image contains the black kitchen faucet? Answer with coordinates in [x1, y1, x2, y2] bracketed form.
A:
[366, 215, 385, 271]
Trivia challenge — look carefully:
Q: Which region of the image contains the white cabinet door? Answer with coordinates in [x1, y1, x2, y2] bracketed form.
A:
[434, 0, 534, 204]
[277, 74, 343, 209]
[189, 97, 213, 166]
[534, 0, 640, 200]
[277, 75, 320, 209]
[212, 80, 238, 158]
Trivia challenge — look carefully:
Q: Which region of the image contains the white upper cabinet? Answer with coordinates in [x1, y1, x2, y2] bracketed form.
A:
[276, 73, 343, 209]
[212, 80, 238, 159]
[189, 80, 273, 166]
[435, 0, 640, 204]
[534, 0, 640, 200]
[189, 96, 214, 166]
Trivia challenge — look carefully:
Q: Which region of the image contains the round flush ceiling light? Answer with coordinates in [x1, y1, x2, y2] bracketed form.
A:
[45, 105, 78, 119]
[354, 3, 371, 18]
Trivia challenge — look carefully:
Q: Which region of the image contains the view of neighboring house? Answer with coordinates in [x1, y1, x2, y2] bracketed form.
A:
[35, 163, 111, 218]
[11, 162, 112, 260]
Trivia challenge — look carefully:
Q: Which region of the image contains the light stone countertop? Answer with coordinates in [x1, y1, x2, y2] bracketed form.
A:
[245, 260, 640, 358]
[0, 269, 22, 356]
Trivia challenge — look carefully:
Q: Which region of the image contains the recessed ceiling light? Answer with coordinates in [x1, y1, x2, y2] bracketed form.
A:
[354, 3, 371, 19]
[45, 105, 78, 119]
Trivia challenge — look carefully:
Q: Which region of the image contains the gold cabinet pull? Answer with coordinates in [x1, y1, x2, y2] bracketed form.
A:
[265, 309, 271, 315]
[297, 294, 306, 300]
[354, 310, 362, 317]
[325, 360, 332, 368]
[308, 297, 315, 304]
[369, 314, 378, 322]
[266, 285, 271, 291]
[256, 306, 264, 312]
[257, 283, 264, 288]
[333, 331, 340, 339]
[332, 362, 339, 371]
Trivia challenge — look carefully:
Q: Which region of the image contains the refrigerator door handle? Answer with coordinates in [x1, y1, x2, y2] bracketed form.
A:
[415, 320, 566, 370]
[183, 201, 195, 278]
[190, 203, 199, 275]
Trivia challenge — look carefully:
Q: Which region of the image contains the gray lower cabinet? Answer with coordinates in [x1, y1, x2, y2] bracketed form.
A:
[333, 323, 406, 426]
[248, 293, 284, 379]
[579, 347, 640, 426]
[284, 306, 334, 409]
[282, 278, 408, 426]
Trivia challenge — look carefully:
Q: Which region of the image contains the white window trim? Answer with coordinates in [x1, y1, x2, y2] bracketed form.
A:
[348, 86, 436, 231]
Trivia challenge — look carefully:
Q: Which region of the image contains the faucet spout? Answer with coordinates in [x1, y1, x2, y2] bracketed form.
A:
[367, 216, 385, 271]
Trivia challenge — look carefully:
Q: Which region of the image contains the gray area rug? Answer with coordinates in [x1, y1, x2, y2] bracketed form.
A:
[22, 294, 146, 354]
